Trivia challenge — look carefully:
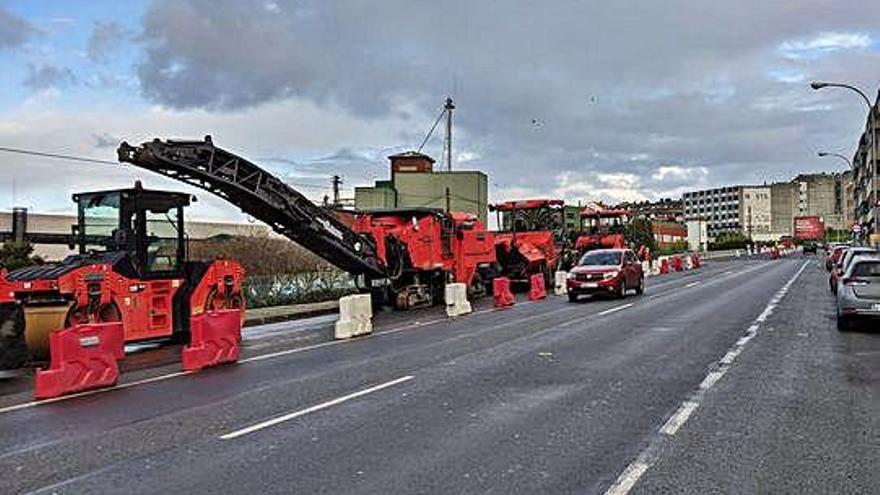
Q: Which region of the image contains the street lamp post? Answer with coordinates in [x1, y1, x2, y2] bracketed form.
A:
[818, 151, 854, 242]
[811, 81, 878, 236]
[817, 151, 853, 169]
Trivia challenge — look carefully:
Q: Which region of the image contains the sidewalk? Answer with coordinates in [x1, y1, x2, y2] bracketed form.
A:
[244, 300, 339, 327]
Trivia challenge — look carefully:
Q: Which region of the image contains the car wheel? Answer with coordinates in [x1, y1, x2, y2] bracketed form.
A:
[836, 315, 850, 332]
[618, 280, 627, 299]
[635, 276, 644, 295]
[568, 293, 578, 303]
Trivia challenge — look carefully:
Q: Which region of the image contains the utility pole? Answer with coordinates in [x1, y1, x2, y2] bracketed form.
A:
[331, 175, 341, 206]
[444, 97, 454, 171]
[445, 187, 451, 213]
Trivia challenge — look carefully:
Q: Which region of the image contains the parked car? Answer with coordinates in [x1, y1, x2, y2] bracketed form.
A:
[830, 247, 877, 294]
[826, 245, 848, 271]
[836, 255, 880, 331]
[566, 248, 644, 301]
[802, 241, 818, 254]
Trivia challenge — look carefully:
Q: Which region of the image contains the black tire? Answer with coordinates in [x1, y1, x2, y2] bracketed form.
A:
[618, 279, 627, 299]
[568, 293, 579, 303]
[836, 315, 850, 332]
[635, 276, 645, 295]
[0, 303, 29, 370]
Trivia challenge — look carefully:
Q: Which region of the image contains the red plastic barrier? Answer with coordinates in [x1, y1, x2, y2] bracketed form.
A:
[34, 322, 124, 400]
[182, 309, 242, 372]
[659, 258, 670, 274]
[770, 248, 780, 260]
[493, 277, 515, 308]
[672, 256, 684, 272]
[691, 254, 701, 268]
[528, 273, 547, 301]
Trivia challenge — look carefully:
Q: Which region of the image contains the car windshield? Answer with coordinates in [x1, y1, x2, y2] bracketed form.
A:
[579, 251, 622, 266]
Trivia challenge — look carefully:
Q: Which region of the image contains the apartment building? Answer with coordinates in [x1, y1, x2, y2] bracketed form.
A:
[682, 186, 741, 239]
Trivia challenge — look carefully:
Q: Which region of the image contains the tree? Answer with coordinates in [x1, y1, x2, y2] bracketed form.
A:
[625, 217, 657, 252]
[0, 242, 44, 271]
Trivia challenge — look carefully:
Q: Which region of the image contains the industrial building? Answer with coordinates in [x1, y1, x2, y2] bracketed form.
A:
[354, 151, 489, 224]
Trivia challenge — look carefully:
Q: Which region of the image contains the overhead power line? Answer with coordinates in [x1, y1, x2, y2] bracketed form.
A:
[0, 146, 118, 165]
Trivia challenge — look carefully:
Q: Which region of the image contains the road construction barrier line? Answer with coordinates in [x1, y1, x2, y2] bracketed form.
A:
[554, 271, 568, 295]
[334, 294, 373, 339]
[34, 322, 125, 400]
[219, 375, 414, 440]
[2, 262, 743, 413]
[493, 277, 515, 307]
[445, 283, 472, 317]
[182, 309, 243, 372]
[528, 273, 547, 301]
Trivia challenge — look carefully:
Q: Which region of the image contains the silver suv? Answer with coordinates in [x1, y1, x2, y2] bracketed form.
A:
[836, 254, 880, 331]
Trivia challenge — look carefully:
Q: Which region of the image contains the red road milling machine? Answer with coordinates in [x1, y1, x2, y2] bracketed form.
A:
[0, 183, 245, 370]
[0, 136, 501, 370]
[574, 203, 630, 254]
[491, 199, 570, 283]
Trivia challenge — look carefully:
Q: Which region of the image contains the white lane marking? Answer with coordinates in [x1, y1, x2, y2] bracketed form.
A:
[219, 375, 414, 440]
[597, 303, 634, 316]
[699, 370, 725, 390]
[0, 261, 754, 415]
[605, 460, 651, 495]
[602, 259, 810, 495]
[659, 401, 699, 435]
[684, 281, 701, 288]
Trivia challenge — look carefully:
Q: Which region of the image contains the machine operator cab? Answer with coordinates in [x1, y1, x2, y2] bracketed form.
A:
[71, 181, 193, 279]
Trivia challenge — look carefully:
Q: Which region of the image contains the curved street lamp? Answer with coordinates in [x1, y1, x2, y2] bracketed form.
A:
[817, 151, 853, 169]
[811, 81, 878, 235]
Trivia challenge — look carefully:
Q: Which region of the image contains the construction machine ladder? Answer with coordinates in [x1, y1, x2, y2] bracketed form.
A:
[117, 136, 384, 277]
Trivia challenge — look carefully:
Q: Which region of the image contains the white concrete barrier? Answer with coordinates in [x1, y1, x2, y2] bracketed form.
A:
[641, 261, 652, 278]
[685, 255, 695, 269]
[335, 293, 373, 339]
[554, 271, 568, 295]
[445, 283, 472, 317]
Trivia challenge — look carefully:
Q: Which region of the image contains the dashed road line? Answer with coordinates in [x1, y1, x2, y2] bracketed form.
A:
[597, 303, 634, 316]
[0, 261, 772, 416]
[602, 259, 810, 495]
[659, 401, 699, 435]
[219, 375, 414, 440]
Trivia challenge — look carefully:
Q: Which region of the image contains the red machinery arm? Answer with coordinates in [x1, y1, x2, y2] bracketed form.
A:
[117, 136, 384, 277]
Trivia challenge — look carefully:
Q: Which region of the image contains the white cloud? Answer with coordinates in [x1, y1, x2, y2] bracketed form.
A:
[779, 31, 873, 59]
[651, 165, 708, 181]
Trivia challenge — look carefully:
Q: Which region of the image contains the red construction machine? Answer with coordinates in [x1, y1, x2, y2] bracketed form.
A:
[574, 204, 630, 254]
[0, 182, 244, 370]
[114, 137, 497, 310]
[490, 199, 569, 283]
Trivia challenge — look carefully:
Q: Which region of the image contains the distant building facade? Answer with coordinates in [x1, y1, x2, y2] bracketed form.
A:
[683, 171, 853, 242]
[682, 186, 742, 239]
[850, 94, 879, 237]
[354, 151, 489, 224]
[0, 211, 271, 261]
[740, 186, 772, 241]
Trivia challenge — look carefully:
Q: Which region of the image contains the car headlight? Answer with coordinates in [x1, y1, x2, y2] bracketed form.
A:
[566, 272, 576, 280]
[603, 271, 619, 280]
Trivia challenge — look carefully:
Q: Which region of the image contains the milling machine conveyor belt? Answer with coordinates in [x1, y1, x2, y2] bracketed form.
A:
[117, 136, 383, 277]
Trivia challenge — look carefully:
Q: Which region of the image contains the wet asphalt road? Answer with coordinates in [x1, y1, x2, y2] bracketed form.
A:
[0, 256, 876, 494]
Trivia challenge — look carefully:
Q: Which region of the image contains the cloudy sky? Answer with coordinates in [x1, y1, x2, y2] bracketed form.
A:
[1, 0, 879, 222]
